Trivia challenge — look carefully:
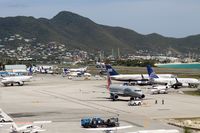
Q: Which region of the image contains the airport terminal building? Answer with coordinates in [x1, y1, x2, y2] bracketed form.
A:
[5, 64, 27, 74]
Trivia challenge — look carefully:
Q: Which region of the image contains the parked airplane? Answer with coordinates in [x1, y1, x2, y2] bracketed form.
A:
[147, 65, 200, 88]
[0, 71, 9, 78]
[32, 66, 54, 74]
[10, 122, 46, 133]
[0, 71, 25, 78]
[128, 129, 179, 133]
[149, 85, 169, 94]
[86, 125, 133, 133]
[66, 72, 91, 78]
[105, 64, 149, 82]
[0, 109, 13, 123]
[105, 64, 175, 83]
[96, 62, 105, 68]
[63, 67, 88, 77]
[146, 65, 176, 79]
[0, 109, 50, 133]
[96, 62, 107, 75]
[2, 120, 51, 133]
[67, 66, 87, 73]
[1, 75, 32, 86]
[107, 74, 145, 101]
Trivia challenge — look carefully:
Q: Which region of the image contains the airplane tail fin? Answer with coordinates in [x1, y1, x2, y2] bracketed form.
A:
[105, 64, 119, 76]
[141, 74, 144, 79]
[28, 66, 33, 75]
[63, 68, 70, 74]
[107, 73, 112, 91]
[175, 77, 178, 83]
[146, 65, 159, 79]
[11, 122, 18, 132]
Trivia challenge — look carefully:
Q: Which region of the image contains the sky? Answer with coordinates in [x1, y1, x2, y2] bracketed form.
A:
[0, 0, 200, 38]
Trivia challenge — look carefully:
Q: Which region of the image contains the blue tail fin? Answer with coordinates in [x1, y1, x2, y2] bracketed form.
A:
[146, 65, 159, 78]
[28, 67, 33, 75]
[105, 64, 119, 76]
[63, 68, 70, 74]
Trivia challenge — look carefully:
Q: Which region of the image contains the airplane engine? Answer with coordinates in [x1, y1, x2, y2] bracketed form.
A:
[140, 94, 145, 99]
[110, 93, 118, 101]
[172, 82, 182, 89]
[18, 81, 24, 86]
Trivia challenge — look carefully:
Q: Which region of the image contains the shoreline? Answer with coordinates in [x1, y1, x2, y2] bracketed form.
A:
[155, 62, 200, 65]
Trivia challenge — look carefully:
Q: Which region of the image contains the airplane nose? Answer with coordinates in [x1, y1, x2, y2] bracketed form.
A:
[1, 79, 7, 83]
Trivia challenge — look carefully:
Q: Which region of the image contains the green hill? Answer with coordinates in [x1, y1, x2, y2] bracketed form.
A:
[0, 11, 200, 55]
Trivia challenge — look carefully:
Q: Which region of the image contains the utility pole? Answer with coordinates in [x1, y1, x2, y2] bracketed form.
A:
[112, 48, 114, 58]
[117, 48, 120, 59]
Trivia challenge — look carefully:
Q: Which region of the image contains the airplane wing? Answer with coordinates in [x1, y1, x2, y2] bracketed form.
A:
[33, 121, 52, 124]
[86, 125, 133, 131]
[31, 128, 46, 133]
[0, 122, 13, 125]
[127, 129, 180, 133]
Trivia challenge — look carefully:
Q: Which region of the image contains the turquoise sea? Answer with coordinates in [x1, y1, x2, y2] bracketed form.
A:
[156, 63, 200, 69]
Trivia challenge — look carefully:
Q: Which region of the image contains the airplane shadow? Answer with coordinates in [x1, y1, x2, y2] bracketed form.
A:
[93, 97, 153, 102]
[92, 97, 130, 102]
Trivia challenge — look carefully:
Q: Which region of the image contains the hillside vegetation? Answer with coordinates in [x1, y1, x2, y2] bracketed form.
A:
[0, 11, 200, 54]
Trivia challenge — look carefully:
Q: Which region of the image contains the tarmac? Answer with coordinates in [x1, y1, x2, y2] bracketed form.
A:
[0, 74, 200, 133]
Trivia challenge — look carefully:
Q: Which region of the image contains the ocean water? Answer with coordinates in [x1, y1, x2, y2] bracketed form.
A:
[156, 63, 200, 69]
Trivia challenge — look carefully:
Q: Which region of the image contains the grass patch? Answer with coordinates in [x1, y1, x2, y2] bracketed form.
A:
[184, 90, 200, 96]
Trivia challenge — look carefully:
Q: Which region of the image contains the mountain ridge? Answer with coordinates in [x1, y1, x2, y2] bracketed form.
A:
[0, 11, 199, 55]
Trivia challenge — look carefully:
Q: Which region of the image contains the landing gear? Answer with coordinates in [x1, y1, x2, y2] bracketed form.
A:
[110, 93, 118, 101]
[189, 83, 198, 88]
[3, 83, 8, 86]
[18, 82, 24, 86]
[130, 97, 136, 101]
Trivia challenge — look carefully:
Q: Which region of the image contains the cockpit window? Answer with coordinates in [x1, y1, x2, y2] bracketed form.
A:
[27, 126, 33, 128]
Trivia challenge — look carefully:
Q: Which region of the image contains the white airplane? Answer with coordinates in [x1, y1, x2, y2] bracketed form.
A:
[149, 85, 169, 94]
[0, 71, 9, 78]
[146, 65, 176, 79]
[128, 129, 179, 133]
[105, 65, 175, 82]
[147, 65, 200, 89]
[33, 66, 54, 74]
[96, 62, 105, 68]
[0, 109, 50, 133]
[1, 121, 51, 133]
[0, 71, 25, 78]
[10, 122, 46, 133]
[63, 67, 88, 77]
[83, 73, 91, 77]
[66, 72, 87, 77]
[86, 125, 133, 133]
[0, 109, 13, 123]
[1, 75, 32, 86]
[64, 67, 87, 73]
[105, 64, 148, 82]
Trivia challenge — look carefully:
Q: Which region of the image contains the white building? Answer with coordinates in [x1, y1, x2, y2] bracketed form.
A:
[5, 65, 27, 73]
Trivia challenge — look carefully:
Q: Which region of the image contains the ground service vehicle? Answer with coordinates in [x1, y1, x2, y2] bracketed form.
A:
[128, 100, 142, 106]
[81, 117, 119, 128]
